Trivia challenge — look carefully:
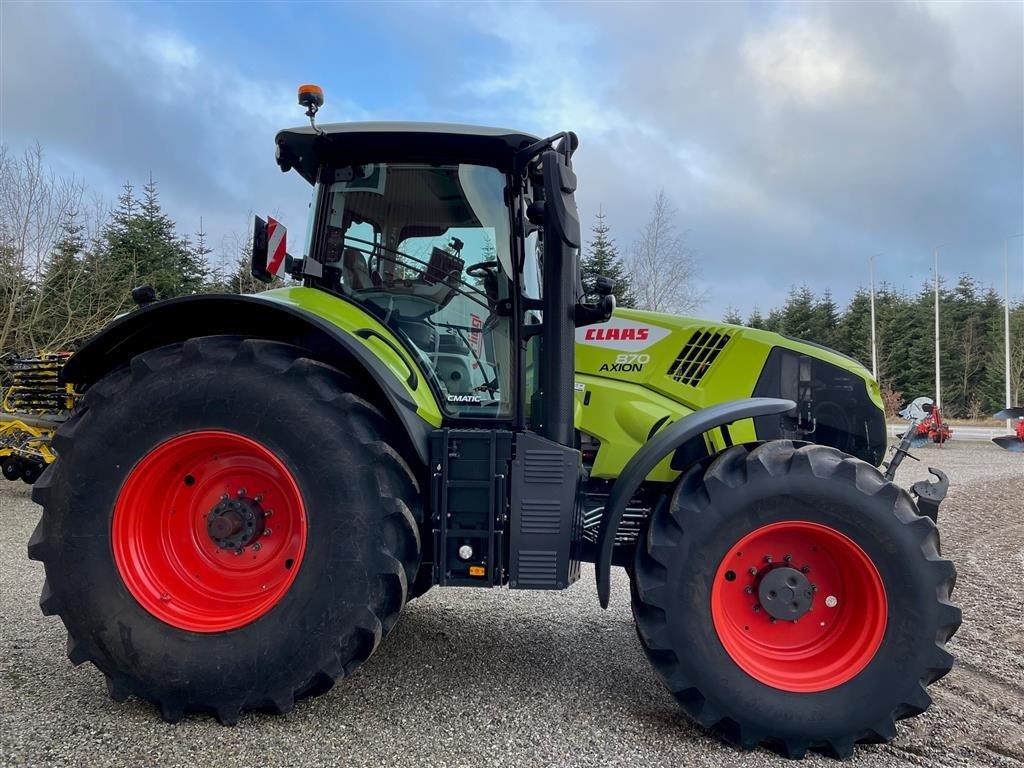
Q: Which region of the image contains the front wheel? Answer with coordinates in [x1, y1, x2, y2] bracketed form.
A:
[29, 337, 421, 723]
[632, 441, 960, 759]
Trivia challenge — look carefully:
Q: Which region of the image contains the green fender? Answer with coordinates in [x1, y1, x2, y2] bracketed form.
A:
[62, 289, 443, 465]
[595, 397, 795, 608]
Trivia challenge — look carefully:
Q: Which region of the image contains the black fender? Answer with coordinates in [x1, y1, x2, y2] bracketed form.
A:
[61, 294, 432, 466]
[595, 397, 795, 608]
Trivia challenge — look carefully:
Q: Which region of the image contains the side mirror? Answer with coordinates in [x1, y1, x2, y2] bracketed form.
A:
[594, 275, 615, 297]
[541, 152, 581, 250]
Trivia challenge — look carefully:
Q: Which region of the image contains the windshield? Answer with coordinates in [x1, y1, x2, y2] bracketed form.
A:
[313, 163, 514, 418]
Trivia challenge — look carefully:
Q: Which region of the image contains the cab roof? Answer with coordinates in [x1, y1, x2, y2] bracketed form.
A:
[275, 121, 540, 183]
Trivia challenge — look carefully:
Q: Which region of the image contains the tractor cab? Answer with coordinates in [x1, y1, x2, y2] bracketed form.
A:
[267, 116, 600, 591]
[270, 121, 591, 430]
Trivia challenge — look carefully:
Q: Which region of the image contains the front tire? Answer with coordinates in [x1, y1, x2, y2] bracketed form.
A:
[29, 337, 421, 723]
[632, 441, 960, 759]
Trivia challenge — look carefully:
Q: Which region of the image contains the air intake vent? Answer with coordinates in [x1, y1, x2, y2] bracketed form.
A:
[520, 500, 561, 534]
[667, 330, 730, 386]
[515, 550, 558, 586]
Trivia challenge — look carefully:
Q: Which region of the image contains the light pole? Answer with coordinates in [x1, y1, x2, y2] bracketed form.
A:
[933, 246, 945, 411]
[869, 255, 879, 381]
[1005, 234, 1024, 429]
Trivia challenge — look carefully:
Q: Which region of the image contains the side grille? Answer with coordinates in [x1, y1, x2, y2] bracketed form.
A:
[515, 550, 558, 586]
[520, 500, 561, 535]
[667, 330, 730, 386]
[523, 450, 565, 483]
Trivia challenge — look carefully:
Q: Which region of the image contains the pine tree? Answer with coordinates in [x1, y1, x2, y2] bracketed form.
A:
[779, 285, 819, 341]
[37, 211, 89, 348]
[193, 218, 214, 284]
[814, 290, 840, 347]
[746, 307, 767, 329]
[765, 307, 784, 333]
[135, 175, 206, 297]
[834, 287, 872, 367]
[722, 306, 743, 325]
[581, 208, 635, 308]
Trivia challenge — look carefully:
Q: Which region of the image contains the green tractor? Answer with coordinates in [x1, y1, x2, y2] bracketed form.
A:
[29, 86, 959, 759]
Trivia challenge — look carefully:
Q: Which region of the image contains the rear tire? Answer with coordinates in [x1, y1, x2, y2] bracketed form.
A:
[632, 441, 959, 759]
[29, 337, 421, 723]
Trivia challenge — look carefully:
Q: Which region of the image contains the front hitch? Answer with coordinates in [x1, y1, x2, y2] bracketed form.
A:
[910, 467, 948, 523]
[884, 417, 948, 523]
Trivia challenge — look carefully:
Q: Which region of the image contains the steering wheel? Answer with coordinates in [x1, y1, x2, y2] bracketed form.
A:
[466, 261, 499, 278]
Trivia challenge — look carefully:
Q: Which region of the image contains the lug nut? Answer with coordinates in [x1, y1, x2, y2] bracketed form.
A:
[744, 585, 753, 594]
[263, 528, 272, 536]
[752, 604, 761, 613]
[254, 495, 263, 502]
[769, 617, 776, 624]
[237, 488, 247, 497]
[748, 567, 758, 576]
[783, 554, 792, 563]
[234, 549, 243, 556]
[252, 542, 261, 552]
[763, 555, 773, 563]
[801, 565, 811, 574]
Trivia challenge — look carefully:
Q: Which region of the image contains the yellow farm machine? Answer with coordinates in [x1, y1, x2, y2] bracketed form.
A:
[1, 354, 74, 485]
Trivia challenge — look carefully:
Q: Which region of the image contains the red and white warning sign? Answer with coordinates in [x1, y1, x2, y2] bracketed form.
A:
[266, 217, 287, 277]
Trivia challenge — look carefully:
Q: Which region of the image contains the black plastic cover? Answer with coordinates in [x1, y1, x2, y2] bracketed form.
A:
[509, 432, 582, 590]
[752, 346, 886, 466]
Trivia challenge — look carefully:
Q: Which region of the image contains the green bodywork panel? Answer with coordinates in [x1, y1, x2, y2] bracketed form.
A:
[252, 291, 880, 484]
[573, 308, 882, 481]
[254, 286, 444, 428]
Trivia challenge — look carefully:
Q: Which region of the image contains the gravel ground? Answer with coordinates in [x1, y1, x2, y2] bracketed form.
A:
[1, 441, 1021, 768]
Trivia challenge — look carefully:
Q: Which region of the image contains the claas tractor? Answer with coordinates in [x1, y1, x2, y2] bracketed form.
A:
[28, 86, 959, 759]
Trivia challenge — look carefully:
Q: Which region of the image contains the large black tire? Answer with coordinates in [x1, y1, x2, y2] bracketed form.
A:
[632, 441, 960, 759]
[29, 337, 421, 723]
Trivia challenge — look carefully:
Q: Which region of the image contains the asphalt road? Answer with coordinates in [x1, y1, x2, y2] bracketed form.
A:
[886, 423, 1007, 441]
[1, 441, 1022, 768]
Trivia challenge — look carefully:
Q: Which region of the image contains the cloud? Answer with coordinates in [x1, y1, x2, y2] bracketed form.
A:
[1, 0, 1020, 317]
[743, 17, 879, 106]
[0, 2, 331, 260]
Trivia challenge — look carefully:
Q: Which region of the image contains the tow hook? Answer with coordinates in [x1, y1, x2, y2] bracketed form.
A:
[911, 468, 948, 523]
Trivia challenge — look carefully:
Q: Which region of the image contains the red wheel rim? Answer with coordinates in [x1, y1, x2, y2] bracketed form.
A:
[710, 521, 887, 692]
[112, 431, 307, 633]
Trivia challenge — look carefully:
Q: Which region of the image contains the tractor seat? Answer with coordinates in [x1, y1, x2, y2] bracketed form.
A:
[342, 248, 374, 290]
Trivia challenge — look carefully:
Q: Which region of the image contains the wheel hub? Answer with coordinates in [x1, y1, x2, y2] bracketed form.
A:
[206, 494, 266, 551]
[757, 565, 814, 621]
[711, 520, 888, 692]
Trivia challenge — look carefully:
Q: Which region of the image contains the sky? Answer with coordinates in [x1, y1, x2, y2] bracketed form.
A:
[2, 0, 1022, 319]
